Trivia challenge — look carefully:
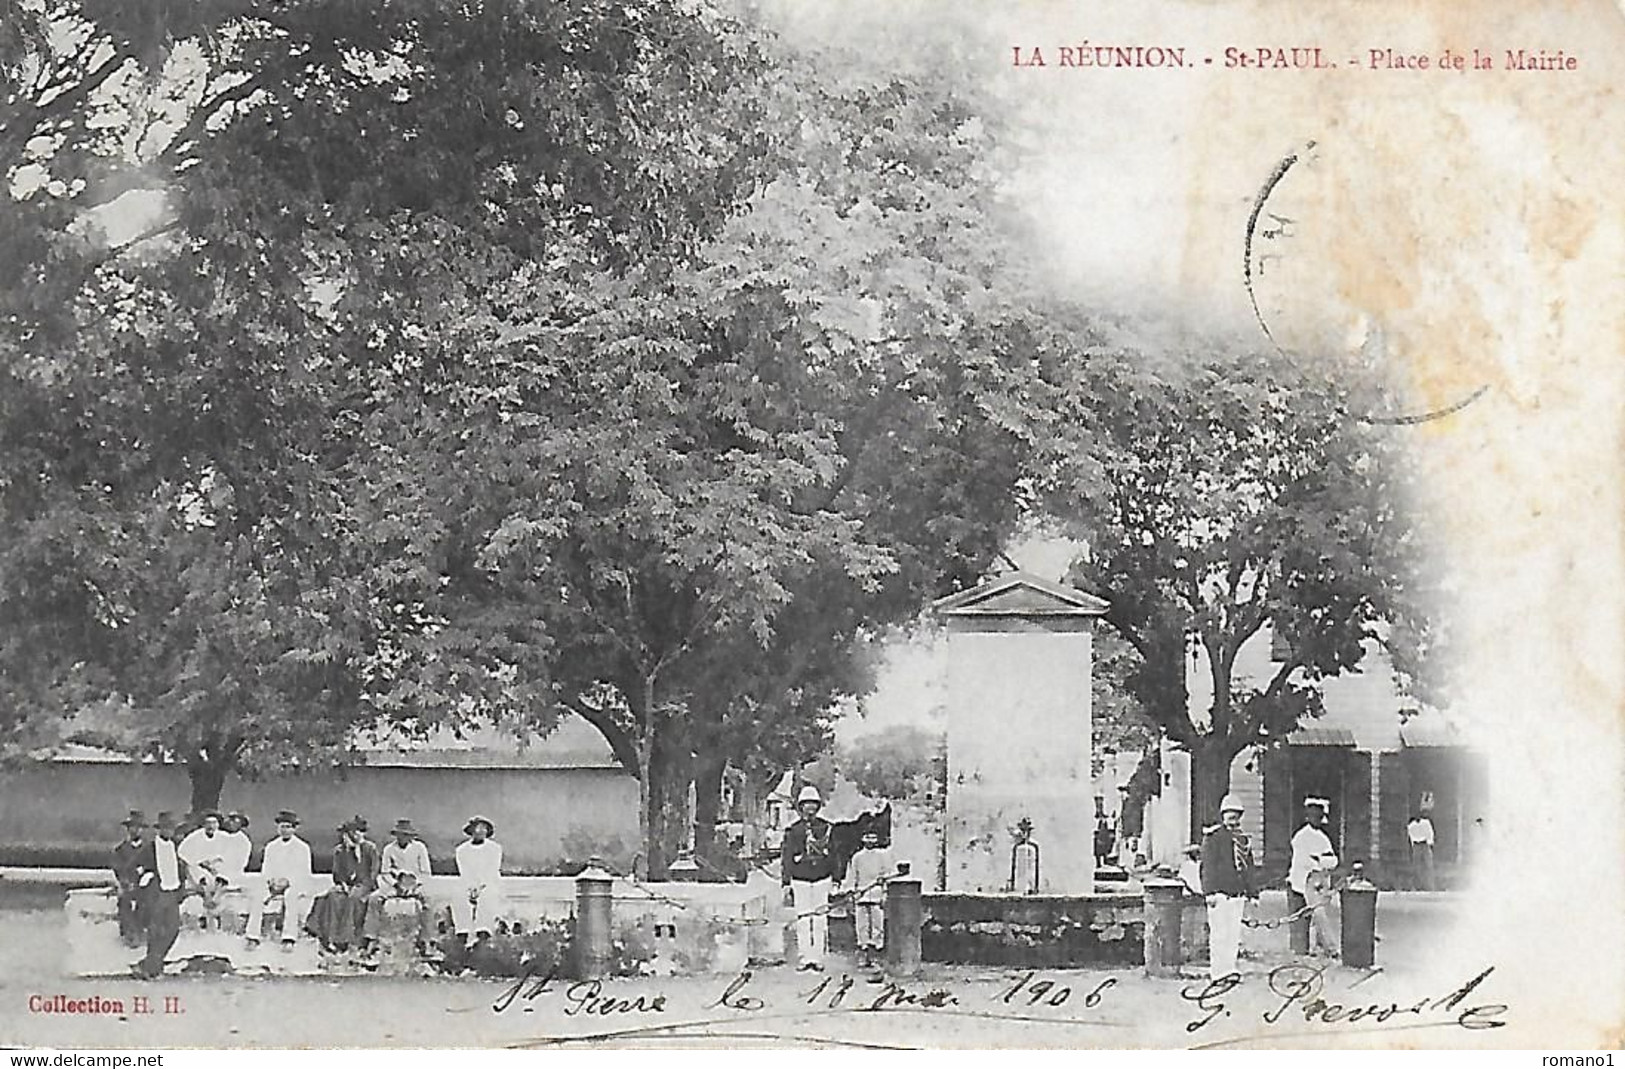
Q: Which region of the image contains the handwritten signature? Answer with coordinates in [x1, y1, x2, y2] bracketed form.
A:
[1180, 964, 1507, 1033]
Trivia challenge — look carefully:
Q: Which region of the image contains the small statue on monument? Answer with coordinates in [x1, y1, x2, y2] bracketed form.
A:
[1009, 817, 1040, 894]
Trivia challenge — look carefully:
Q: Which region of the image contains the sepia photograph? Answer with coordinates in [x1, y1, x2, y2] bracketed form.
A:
[0, 0, 1619, 1053]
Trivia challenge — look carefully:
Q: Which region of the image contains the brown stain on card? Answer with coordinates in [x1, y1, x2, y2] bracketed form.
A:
[934, 0, 1624, 1044]
[1168, 0, 1625, 1044]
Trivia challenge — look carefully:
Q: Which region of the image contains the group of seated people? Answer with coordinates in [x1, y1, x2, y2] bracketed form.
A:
[111, 807, 508, 972]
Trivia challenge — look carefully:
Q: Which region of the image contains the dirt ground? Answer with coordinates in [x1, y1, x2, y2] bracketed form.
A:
[0, 890, 1486, 1050]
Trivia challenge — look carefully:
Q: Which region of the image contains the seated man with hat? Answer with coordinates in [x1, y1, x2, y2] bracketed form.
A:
[305, 816, 380, 953]
[221, 812, 253, 884]
[364, 818, 436, 954]
[177, 810, 235, 926]
[453, 815, 505, 946]
[246, 810, 313, 950]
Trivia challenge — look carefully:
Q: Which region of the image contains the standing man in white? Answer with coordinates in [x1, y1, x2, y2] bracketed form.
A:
[780, 785, 836, 972]
[1288, 797, 1340, 956]
[844, 828, 895, 973]
[1407, 810, 1438, 890]
[453, 815, 505, 946]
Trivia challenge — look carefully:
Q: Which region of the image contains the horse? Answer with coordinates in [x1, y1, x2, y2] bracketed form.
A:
[829, 802, 892, 884]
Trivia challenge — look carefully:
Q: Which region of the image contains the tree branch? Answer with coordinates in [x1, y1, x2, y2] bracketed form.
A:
[151, 77, 266, 167]
[562, 695, 639, 775]
[5, 48, 132, 156]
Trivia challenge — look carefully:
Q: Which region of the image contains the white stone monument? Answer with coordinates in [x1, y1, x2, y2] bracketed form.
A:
[933, 571, 1107, 894]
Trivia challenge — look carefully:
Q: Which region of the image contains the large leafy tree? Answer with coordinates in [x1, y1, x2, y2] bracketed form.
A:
[481, 30, 1103, 876]
[0, 0, 773, 807]
[1061, 336, 1434, 828]
[3, 1, 1109, 863]
[0, 0, 299, 776]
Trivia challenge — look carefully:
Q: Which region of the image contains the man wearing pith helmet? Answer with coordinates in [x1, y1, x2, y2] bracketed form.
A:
[1289, 796, 1340, 956]
[780, 784, 836, 972]
[1199, 792, 1258, 981]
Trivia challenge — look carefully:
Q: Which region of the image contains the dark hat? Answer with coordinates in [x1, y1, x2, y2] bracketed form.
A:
[463, 815, 495, 837]
[337, 815, 368, 834]
[121, 809, 149, 828]
[225, 810, 250, 827]
[155, 811, 178, 828]
[273, 810, 300, 826]
[391, 819, 416, 835]
[201, 809, 223, 822]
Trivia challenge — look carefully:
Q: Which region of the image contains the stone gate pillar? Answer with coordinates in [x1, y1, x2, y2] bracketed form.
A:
[933, 571, 1108, 894]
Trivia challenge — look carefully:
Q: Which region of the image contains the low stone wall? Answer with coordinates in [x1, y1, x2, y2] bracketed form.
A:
[920, 892, 1145, 967]
[1180, 895, 1211, 960]
[66, 874, 769, 979]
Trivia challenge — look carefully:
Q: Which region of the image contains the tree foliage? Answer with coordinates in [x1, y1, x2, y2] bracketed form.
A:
[839, 724, 940, 803]
[1062, 335, 1436, 824]
[1, 2, 1084, 867]
[0, 0, 778, 809]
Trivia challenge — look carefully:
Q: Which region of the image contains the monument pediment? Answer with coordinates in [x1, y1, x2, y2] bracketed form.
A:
[933, 571, 1109, 617]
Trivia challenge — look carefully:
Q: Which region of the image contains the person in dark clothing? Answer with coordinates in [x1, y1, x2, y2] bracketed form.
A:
[112, 811, 150, 946]
[781, 785, 836, 972]
[133, 812, 186, 979]
[1093, 818, 1117, 868]
[305, 816, 380, 952]
[1199, 793, 1258, 981]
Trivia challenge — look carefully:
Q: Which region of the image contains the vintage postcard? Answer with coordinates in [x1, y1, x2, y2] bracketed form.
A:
[0, 0, 1620, 1053]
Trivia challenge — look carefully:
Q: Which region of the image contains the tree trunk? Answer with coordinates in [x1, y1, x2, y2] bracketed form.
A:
[1187, 644, 1245, 838]
[187, 757, 230, 815]
[644, 747, 672, 881]
[630, 678, 655, 883]
[1189, 735, 1241, 838]
[644, 729, 694, 882]
[692, 754, 727, 876]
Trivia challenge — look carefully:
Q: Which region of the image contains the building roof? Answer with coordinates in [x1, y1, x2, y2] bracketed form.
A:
[932, 571, 1109, 617]
[357, 715, 624, 770]
[1285, 726, 1357, 747]
[1398, 715, 1467, 749]
[1189, 623, 1469, 753]
[32, 713, 625, 771]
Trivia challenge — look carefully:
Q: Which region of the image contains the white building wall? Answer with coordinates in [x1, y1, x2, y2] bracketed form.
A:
[1186, 628, 1412, 752]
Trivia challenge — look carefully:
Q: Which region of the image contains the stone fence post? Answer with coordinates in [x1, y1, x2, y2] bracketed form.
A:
[574, 858, 616, 980]
[884, 878, 923, 977]
[1142, 879, 1186, 977]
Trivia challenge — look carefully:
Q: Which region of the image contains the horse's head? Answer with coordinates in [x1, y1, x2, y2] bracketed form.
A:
[830, 803, 894, 881]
